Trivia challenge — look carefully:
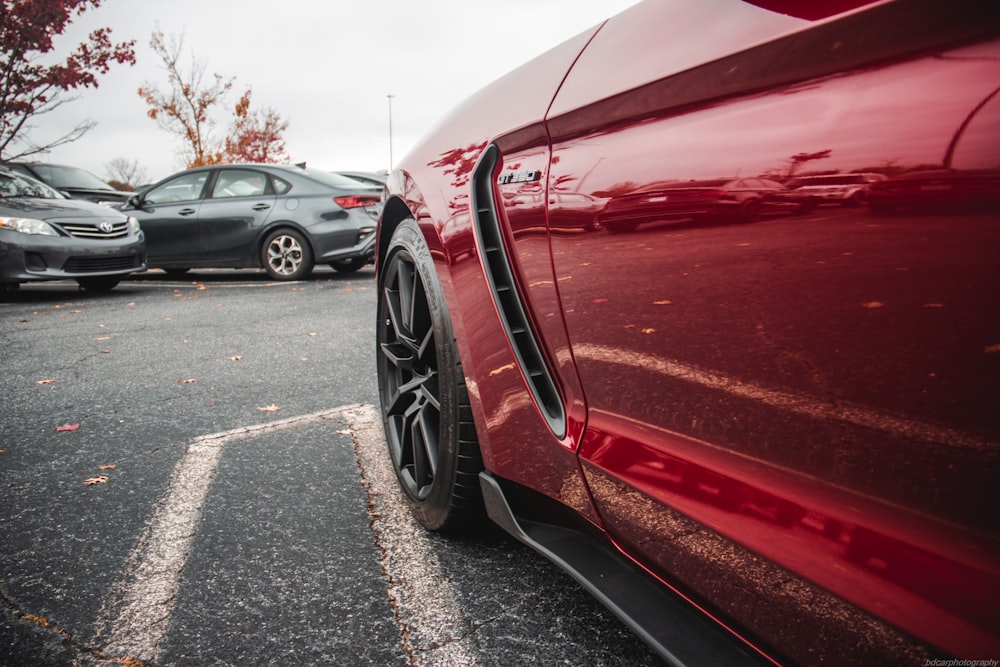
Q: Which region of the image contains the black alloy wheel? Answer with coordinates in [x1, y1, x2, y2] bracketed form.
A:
[376, 219, 483, 532]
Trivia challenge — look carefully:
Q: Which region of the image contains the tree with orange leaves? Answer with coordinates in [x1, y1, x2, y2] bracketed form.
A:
[138, 30, 289, 169]
[223, 90, 289, 164]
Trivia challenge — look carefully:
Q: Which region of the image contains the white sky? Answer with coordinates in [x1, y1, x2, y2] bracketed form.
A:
[30, 0, 639, 184]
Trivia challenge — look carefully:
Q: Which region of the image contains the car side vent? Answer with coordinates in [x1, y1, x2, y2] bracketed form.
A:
[471, 144, 566, 439]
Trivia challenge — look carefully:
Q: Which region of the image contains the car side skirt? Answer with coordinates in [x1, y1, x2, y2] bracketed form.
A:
[478, 471, 771, 667]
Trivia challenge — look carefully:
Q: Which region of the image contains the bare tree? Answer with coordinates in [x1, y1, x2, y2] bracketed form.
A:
[104, 156, 147, 191]
[137, 30, 233, 167]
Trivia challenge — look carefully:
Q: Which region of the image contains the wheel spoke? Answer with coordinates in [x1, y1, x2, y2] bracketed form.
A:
[416, 406, 439, 476]
[378, 247, 442, 501]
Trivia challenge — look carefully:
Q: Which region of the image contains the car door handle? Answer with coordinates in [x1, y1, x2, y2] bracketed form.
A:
[251, 203, 271, 211]
[178, 208, 196, 216]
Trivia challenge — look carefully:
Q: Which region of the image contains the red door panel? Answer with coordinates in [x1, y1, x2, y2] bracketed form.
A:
[548, 32, 1000, 663]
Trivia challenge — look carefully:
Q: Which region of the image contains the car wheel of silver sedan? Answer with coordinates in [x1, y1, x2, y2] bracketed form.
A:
[376, 218, 483, 532]
[261, 229, 313, 281]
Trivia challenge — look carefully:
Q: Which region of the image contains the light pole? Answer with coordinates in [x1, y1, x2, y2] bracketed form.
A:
[387, 94, 395, 172]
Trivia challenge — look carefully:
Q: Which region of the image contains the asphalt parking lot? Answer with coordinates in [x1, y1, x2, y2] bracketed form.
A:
[0, 268, 661, 666]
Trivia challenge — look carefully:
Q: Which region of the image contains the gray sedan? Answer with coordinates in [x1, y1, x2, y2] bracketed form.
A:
[123, 164, 380, 280]
[1, 167, 146, 293]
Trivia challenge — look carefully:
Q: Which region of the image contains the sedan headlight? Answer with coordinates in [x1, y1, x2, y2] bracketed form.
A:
[127, 216, 142, 234]
[0, 217, 59, 236]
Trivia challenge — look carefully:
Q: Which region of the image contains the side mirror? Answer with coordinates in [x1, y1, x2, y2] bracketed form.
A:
[126, 194, 142, 209]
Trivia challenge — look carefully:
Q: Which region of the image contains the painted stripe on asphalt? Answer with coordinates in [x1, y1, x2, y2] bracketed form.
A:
[94, 404, 371, 663]
[350, 405, 480, 667]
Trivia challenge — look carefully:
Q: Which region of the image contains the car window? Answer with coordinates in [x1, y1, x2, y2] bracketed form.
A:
[0, 170, 64, 199]
[272, 176, 291, 195]
[144, 172, 210, 205]
[29, 164, 115, 190]
[212, 169, 268, 198]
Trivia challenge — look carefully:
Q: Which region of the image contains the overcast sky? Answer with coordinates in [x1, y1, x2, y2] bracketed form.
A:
[32, 0, 639, 184]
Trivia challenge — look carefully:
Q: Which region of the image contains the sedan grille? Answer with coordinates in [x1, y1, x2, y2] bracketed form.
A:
[63, 255, 143, 273]
[57, 220, 131, 239]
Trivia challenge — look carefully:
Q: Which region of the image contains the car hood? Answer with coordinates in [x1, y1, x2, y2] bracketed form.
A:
[0, 196, 129, 221]
[62, 187, 134, 201]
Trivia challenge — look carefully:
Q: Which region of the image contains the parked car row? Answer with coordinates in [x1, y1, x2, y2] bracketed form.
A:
[7, 149, 993, 296]
[1, 163, 384, 293]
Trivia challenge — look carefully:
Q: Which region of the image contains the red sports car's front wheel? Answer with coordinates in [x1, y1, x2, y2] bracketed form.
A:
[376, 219, 483, 532]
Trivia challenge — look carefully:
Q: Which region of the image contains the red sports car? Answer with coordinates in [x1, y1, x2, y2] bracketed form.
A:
[375, 1, 1000, 664]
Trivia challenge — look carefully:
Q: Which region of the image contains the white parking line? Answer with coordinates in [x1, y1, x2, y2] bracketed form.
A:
[351, 407, 480, 667]
[91, 403, 479, 665]
[91, 405, 371, 663]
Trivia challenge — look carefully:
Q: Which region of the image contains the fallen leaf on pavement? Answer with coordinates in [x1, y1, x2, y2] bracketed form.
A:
[36, 379, 57, 385]
[56, 423, 80, 432]
[178, 378, 196, 384]
[228, 355, 242, 361]
[257, 404, 282, 412]
[83, 476, 108, 486]
[99, 464, 116, 470]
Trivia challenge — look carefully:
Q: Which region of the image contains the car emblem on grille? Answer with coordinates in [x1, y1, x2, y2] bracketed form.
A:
[99, 222, 115, 233]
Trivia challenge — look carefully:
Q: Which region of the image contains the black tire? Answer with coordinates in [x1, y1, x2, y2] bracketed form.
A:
[330, 257, 368, 273]
[738, 199, 761, 223]
[261, 228, 313, 280]
[605, 221, 640, 234]
[376, 219, 483, 532]
[76, 276, 120, 292]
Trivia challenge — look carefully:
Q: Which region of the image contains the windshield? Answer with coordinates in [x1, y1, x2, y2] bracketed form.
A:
[0, 171, 65, 199]
[30, 164, 116, 190]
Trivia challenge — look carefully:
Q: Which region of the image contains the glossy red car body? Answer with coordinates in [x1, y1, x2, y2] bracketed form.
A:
[375, 1, 1000, 664]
